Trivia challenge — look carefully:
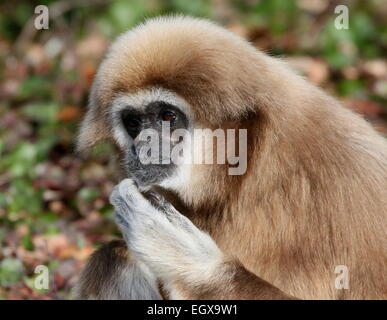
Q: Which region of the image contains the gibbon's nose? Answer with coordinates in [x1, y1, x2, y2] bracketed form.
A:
[131, 145, 137, 156]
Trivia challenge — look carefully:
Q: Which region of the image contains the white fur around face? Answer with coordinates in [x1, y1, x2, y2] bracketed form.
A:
[108, 87, 194, 195]
[110, 179, 225, 288]
[158, 146, 192, 195]
[109, 87, 193, 149]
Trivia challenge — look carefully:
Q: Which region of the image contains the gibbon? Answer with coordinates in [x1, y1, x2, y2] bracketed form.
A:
[75, 16, 387, 300]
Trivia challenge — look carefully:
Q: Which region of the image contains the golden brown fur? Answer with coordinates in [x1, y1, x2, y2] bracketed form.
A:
[77, 16, 387, 299]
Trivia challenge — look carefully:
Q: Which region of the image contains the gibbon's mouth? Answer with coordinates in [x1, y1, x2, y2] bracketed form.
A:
[126, 157, 177, 188]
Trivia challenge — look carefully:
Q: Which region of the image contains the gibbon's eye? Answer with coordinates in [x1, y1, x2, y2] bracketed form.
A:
[160, 110, 177, 122]
[122, 110, 141, 128]
[126, 118, 140, 128]
[121, 110, 142, 139]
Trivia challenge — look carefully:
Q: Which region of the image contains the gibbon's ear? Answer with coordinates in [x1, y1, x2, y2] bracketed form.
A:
[76, 110, 107, 153]
[76, 91, 110, 154]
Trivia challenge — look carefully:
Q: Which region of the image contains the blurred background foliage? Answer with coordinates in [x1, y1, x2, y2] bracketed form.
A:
[0, 0, 386, 299]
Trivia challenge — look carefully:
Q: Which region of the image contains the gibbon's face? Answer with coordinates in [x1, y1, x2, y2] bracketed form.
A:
[109, 88, 193, 189]
[78, 16, 257, 191]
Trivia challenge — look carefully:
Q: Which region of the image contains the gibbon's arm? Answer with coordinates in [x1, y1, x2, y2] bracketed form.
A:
[75, 239, 162, 300]
[109, 179, 295, 300]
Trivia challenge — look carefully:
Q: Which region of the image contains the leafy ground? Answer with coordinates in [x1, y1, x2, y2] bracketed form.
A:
[0, 0, 386, 299]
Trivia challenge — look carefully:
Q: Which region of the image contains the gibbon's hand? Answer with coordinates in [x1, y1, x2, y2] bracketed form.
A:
[109, 179, 224, 284]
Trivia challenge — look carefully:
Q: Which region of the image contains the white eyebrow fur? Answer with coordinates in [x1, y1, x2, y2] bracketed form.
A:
[109, 87, 192, 149]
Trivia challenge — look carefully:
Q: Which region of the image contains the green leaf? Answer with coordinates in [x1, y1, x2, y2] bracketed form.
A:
[21, 102, 60, 124]
[338, 79, 365, 97]
[19, 76, 52, 100]
[0, 258, 24, 288]
[78, 187, 100, 202]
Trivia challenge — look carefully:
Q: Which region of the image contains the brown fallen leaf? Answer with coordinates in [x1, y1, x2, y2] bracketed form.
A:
[57, 105, 83, 122]
[286, 57, 329, 85]
[343, 99, 382, 118]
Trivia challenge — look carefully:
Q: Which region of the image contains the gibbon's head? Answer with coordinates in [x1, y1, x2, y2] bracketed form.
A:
[77, 15, 302, 202]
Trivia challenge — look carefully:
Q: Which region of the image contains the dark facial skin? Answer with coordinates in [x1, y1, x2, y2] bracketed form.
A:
[120, 101, 189, 187]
